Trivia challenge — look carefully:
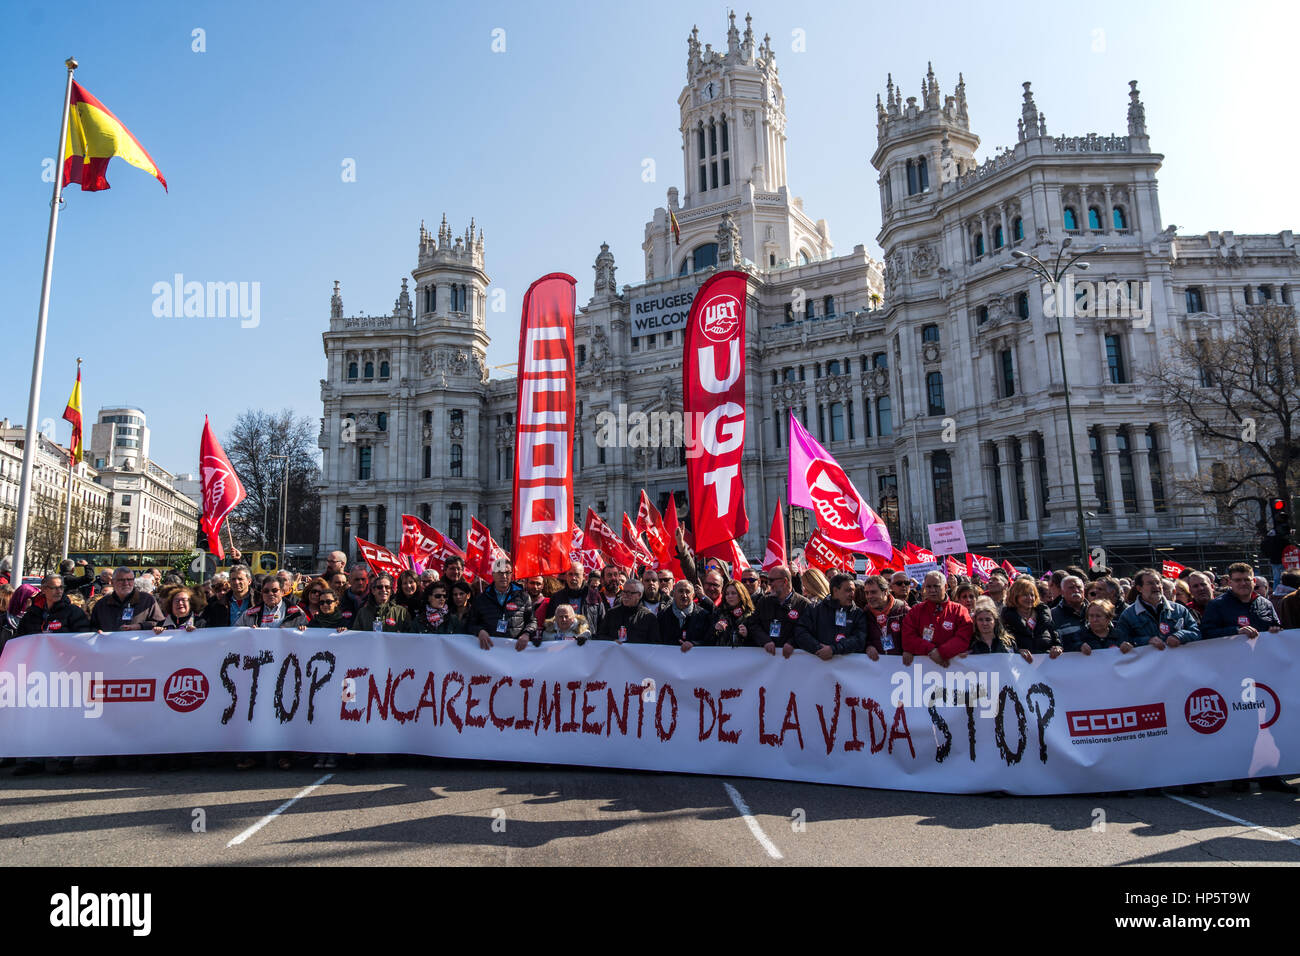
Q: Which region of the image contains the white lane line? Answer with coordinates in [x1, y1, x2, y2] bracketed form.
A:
[1164, 793, 1300, 848]
[723, 782, 783, 860]
[227, 774, 334, 848]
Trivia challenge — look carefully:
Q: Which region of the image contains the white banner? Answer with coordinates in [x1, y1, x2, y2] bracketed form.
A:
[927, 519, 967, 556]
[1, 628, 1296, 795]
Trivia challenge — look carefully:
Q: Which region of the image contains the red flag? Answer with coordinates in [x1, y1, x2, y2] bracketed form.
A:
[699, 537, 752, 580]
[945, 555, 964, 577]
[966, 552, 998, 582]
[805, 531, 850, 574]
[761, 500, 787, 571]
[583, 508, 636, 572]
[1161, 559, 1186, 580]
[1001, 560, 1018, 578]
[861, 555, 879, 576]
[199, 416, 246, 561]
[399, 514, 464, 574]
[621, 513, 653, 567]
[636, 491, 680, 573]
[513, 273, 577, 577]
[466, 516, 500, 580]
[356, 537, 405, 579]
[684, 270, 749, 553]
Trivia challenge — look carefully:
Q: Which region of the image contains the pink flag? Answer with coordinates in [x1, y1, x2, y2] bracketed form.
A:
[787, 411, 892, 559]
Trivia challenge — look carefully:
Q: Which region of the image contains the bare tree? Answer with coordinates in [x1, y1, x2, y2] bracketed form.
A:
[1145, 302, 1300, 533]
[220, 409, 321, 553]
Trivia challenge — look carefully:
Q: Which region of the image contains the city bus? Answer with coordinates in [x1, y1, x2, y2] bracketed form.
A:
[66, 550, 280, 581]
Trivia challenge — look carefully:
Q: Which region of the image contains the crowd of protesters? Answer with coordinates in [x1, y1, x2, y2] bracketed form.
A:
[1, 533, 1297, 796]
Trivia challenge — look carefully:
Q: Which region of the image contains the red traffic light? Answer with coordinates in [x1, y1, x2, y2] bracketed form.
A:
[1273, 498, 1287, 512]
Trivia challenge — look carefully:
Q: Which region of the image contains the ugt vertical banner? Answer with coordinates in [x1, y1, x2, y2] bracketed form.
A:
[684, 269, 749, 553]
[513, 273, 577, 577]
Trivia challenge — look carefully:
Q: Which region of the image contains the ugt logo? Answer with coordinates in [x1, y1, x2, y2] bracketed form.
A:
[1184, 687, 1226, 735]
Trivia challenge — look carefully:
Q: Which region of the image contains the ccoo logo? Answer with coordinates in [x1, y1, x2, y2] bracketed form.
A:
[1184, 687, 1227, 735]
[164, 668, 209, 713]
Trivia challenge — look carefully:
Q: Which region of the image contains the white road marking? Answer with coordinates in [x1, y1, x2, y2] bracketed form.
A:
[227, 774, 334, 848]
[723, 782, 783, 860]
[1164, 793, 1300, 848]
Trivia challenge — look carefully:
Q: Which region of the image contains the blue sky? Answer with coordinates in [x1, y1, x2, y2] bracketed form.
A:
[1, 0, 1296, 475]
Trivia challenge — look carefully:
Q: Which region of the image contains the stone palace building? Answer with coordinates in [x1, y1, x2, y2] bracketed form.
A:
[318, 13, 1299, 570]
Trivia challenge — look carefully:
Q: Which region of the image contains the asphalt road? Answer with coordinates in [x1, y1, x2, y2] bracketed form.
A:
[1, 757, 1298, 867]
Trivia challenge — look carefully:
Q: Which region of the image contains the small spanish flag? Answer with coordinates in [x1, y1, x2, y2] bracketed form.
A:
[63, 363, 83, 462]
[63, 81, 167, 192]
[669, 209, 681, 246]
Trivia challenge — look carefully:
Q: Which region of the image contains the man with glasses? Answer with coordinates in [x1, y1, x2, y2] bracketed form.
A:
[324, 550, 347, 578]
[753, 565, 810, 656]
[861, 573, 909, 660]
[237, 579, 307, 628]
[889, 571, 916, 607]
[794, 572, 868, 661]
[901, 570, 973, 666]
[473, 557, 536, 649]
[700, 569, 725, 609]
[739, 569, 761, 598]
[91, 566, 165, 632]
[1051, 576, 1089, 650]
[658, 579, 710, 649]
[15, 574, 91, 636]
[204, 565, 254, 628]
[596, 578, 659, 644]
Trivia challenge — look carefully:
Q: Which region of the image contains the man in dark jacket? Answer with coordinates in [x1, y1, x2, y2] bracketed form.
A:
[596, 579, 659, 644]
[1051, 575, 1089, 650]
[16, 575, 92, 636]
[861, 574, 908, 658]
[1185, 571, 1216, 621]
[473, 557, 537, 648]
[581, 565, 623, 634]
[203, 565, 254, 628]
[658, 579, 711, 648]
[90, 567, 165, 632]
[753, 565, 810, 655]
[793, 572, 868, 660]
[339, 563, 371, 626]
[1200, 562, 1282, 639]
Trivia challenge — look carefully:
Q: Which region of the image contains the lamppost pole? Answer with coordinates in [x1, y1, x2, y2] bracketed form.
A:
[1002, 239, 1104, 569]
[269, 454, 289, 572]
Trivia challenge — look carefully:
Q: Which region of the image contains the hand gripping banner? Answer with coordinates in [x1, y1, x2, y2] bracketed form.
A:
[513, 273, 577, 577]
[684, 270, 749, 554]
[3, 628, 1297, 795]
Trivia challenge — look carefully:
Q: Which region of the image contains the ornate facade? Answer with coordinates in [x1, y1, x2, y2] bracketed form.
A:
[319, 14, 1299, 567]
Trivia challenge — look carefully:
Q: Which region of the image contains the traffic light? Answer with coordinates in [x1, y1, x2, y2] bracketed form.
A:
[1272, 497, 1290, 532]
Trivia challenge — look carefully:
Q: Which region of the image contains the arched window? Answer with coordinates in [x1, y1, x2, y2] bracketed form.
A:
[994, 225, 1004, 249]
[1016, 291, 1030, 319]
[798, 250, 811, 266]
[685, 242, 718, 273]
[977, 305, 989, 325]
[827, 360, 841, 375]
[931, 450, 955, 522]
[906, 159, 919, 196]
[1088, 206, 1102, 231]
[379, 361, 390, 379]
[347, 362, 358, 380]
[922, 324, 940, 343]
[973, 233, 985, 257]
[1013, 217, 1024, 241]
[917, 156, 929, 192]
[364, 361, 374, 379]
[926, 372, 945, 415]
[377, 412, 387, 432]
[449, 444, 463, 477]
[1063, 207, 1078, 231]
[1112, 206, 1127, 230]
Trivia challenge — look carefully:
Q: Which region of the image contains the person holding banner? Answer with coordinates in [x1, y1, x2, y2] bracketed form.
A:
[531, 603, 591, 647]
[436, 581, 481, 635]
[968, 597, 1025, 658]
[901, 571, 972, 665]
[1074, 600, 1119, 654]
[15, 575, 91, 636]
[596, 579, 659, 645]
[1113, 569, 1200, 649]
[1199, 561, 1282, 640]
[707, 580, 757, 649]
[473, 558, 536, 649]
[340, 564, 371, 626]
[861, 574, 908, 658]
[1000, 576, 1064, 657]
[151, 587, 206, 633]
[354, 575, 413, 633]
[659, 579, 711, 650]
[793, 572, 868, 661]
[753, 566, 810, 656]
[237, 578, 307, 629]
[1050, 576, 1088, 650]
[91, 566, 165, 633]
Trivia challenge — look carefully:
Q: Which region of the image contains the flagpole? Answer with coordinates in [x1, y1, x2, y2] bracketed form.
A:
[60, 357, 81, 560]
[13, 58, 77, 582]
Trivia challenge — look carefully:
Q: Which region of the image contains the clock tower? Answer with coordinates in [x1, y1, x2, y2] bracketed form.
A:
[643, 12, 832, 281]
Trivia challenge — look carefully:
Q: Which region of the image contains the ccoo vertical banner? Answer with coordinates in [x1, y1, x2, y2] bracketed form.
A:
[683, 269, 749, 554]
[513, 273, 577, 577]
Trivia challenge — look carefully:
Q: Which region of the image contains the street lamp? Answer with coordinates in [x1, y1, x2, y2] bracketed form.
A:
[268, 454, 290, 572]
[1001, 238, 1104, 569]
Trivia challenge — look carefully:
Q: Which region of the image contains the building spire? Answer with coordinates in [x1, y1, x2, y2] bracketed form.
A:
[1020, 81, 1039, 140]
[330, 280, 342, 320]
[925, 61, 939, 109]
[1127, 80, 1147, 137]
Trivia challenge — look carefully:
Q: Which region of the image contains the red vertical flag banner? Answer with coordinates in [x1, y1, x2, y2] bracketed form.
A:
[512, 273, 577, 577]
[199, 416, 246, 562]
[621, 514, 653, 567]
[683, 270, 749, 554]
[583, 508, 637, 573]
[761, 500, 787, 572]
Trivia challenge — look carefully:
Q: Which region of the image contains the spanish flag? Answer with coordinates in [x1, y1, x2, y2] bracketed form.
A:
[63, 81, 166, 192]
[62, 365, 83, 462]
[669, 209, 681, 246]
